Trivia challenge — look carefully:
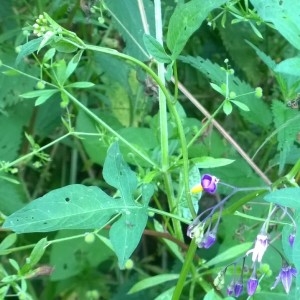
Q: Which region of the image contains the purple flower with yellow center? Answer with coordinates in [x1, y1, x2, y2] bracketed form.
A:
[271, 265, 297, 293]
[246, 233, 269, 262]
[190, 174, 219, 194]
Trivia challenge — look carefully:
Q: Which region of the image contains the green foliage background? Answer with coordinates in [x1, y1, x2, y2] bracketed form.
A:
[0, 0, 300, 299]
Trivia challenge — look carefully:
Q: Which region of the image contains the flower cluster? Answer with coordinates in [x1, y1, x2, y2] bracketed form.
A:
[187, 173, 298, 297]
[32, 14, 52, 37]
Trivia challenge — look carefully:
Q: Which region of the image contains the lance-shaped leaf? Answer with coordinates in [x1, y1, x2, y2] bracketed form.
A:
[3, 142, 153, 269]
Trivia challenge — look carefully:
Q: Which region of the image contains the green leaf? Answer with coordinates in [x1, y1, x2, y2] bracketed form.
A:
[42, 48, 56, 63]
[245, 40, 277, 70]
[167, 0, 227, 59]
[62, 50, 84, 84]
[35, 90, 58, 106]
[0, 233, 17, 254]
[103, 143, 154, 268]
[16, 37, 43, 65]
[264, 188, 300, 209]
[272, 100, 300, 173]
[230, 100, 250, 111]
[143, 34, 172, 63]
[178, 165, 201, 220]
[128, 274, 179, 294]
[275, 57, 300, 76]
[154, 286, 176, 300]
[50, 38, 78, 53]
[3, 142, 153, 269]
[210, 82, 224, 95]
[251, 0, 300, 50]
[105, 0, 155, 61]
[21, 237, 48, 274]
[190, 157, 235, 168]
[203, 242, 252, 268]
[50, 230, 114, 280]
[204, 289, 223, 300]
[20, 89, 57, 99]
[223, 100, 232, 115]
[38, 31, 55, 52]
[65, 81, 95, 88]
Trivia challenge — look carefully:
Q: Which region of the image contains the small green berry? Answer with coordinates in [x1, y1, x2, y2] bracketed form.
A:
[98, 17, 105, 24]
[36, 81, 45, 90]
[84, 232, 95, 244]
[255, 87, 263, 98]
[15, 46, 22, 53]
[229, 91, 236, 99]
[148, 211, 155, 217]
[124, 259, 134, 270]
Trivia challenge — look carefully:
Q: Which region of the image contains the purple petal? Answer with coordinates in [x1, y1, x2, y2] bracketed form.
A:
[201, 174, 219, 194]
[199, 232, 216, 249]
[234, 281, 243, 297]
[289, 233, 295, 247]
[247, 277, 258, 296]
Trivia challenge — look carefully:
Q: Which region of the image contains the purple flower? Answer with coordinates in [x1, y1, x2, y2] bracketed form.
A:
[233, 280, 243, 297]
[247, 276, 258, 296]
[227, 281, 234, 296]
[201, 174, 219, 194]
[246, 233, 269, 262]
[198, 231, 216, 249]
[271, 265, 297, 293]
[288, 233, 295, 247]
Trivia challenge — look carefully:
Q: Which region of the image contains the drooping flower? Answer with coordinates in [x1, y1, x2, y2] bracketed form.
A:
[247, 275, 259, 296]
[226, 281, 235, 296]
[246, 233, 269, 262]
[198, 231, 217, 249]
[288, 233, 295, 247]
[227, 279, 244, 297]
[271, 265, 297, 293]
[233, 280, 243, 297]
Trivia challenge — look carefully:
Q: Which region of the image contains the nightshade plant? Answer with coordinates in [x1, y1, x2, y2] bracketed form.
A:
[0, 0, 300, 299]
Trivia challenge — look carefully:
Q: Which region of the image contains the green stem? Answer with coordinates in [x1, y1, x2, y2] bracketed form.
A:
[0, 132, 71, 172]
[285, 158, 300, 182]
[186, 103, 224, 150]
[148, 207, 189, 225]
[172, 240, 198, 300]
[62, 89, 157, 168]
